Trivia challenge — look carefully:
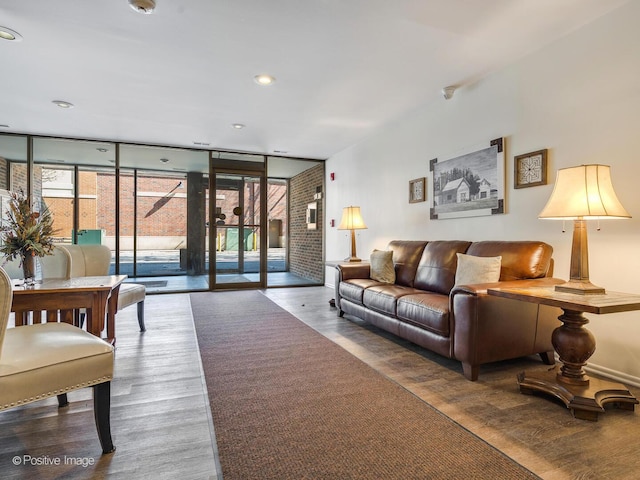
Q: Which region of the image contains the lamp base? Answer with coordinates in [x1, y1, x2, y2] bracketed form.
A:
[555, 280, 606, 295]
[344, 256, 362, 263]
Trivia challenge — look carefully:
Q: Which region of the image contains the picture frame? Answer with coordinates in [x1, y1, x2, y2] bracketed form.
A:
[514, 149, 547, 189]
[306, 202, 317, 230]
[429, 137, 505, 220]
[409, 177, 426, 203]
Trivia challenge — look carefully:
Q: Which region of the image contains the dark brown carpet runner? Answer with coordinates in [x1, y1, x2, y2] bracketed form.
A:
[191, 291, 537, 480]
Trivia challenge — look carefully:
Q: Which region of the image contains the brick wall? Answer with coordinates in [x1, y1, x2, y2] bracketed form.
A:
[7, 162, 43, 205]
[97, 173, 187, 236]
[0, 158, 7, 190]
[44, 171, 288, 244]
[289, 163, 324, 282]
[8, 163, 43, 198]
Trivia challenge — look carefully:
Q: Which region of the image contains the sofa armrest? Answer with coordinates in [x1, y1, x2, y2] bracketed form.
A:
[450, 277, 565, 380]
[336, 263, 371, 281]
[334, 263, 372, 312]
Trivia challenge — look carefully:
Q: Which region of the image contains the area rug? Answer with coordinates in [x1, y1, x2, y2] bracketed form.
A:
[191, 291, 538, 480]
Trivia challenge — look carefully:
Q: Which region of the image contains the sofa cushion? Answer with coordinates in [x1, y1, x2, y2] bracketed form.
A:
[454, 253, 502, 286]
[370, 250, 395, 283]
[386, 241, 428, 287]
[339, 278, 383, 305]
[466, 241, 553, 280]
[397, 293, 450, 336]
[363, 284, 421, 317]
[413, 241, 472, 295]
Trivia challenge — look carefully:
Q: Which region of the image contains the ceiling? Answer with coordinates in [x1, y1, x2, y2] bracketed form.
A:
[0, 0, 630, 160]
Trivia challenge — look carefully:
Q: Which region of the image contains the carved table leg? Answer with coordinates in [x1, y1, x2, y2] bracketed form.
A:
[553, 309, 595, 386]
[518, 308, 638, 421]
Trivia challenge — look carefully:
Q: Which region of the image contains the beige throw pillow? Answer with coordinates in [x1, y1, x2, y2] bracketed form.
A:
[370, 249, 395, 284]
[454, 253, 502, 286]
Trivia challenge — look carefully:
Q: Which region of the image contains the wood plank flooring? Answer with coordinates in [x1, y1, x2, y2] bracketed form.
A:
[264, 287, 640, 480]
[1, 286, 640, 479]
[0, 294, 219, 480]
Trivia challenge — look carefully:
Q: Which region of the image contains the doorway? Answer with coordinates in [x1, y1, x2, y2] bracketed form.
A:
[212, 171, 266, 288]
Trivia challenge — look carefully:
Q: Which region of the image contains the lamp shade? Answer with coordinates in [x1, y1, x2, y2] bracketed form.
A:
[338, 206, 367, 230]
[539, 164, 630, 219]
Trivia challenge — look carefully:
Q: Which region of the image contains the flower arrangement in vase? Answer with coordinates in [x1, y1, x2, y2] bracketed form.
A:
[0, 189, 57, 284]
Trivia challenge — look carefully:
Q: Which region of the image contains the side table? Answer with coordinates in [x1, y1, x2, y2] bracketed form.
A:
[488, 286, 640, 421]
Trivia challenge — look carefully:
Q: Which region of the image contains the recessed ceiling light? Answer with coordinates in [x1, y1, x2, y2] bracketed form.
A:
[0, 26, 23, 42]
[96, 148, 108, 153]
[52, 100, 74, 109]
[231, 123, 245, 129]
[0, 124, 9, 128]
[160, 158, 170, 163]
[128, 0, 156, 14]
[193, 141, 211, 146]
[254, 74, 275, 86]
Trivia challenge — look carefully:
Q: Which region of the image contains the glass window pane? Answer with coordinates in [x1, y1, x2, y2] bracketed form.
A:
[34, 139, 116, 257]
[41, 165, 74, 243]
[120, 144, 209, 291]
[0, 134, 28, 193]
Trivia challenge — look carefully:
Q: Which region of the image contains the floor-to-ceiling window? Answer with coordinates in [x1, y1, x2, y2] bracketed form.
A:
[0, 134, 29, 279]
[119, 144, 209, 292]
[0, 134, 29, 196]
[0, 133, 325, 292]
[266, 156, 325, 287]
[33, 138, 116, 249]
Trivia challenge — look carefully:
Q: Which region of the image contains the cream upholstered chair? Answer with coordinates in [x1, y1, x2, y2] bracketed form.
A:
[0, 267, 116, 453]
[0, 255, 33, 280]
[34, 244, 71, 279]
[41, 244, 146, 332]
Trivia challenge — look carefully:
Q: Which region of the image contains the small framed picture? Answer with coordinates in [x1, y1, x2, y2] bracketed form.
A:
[306, 202, 317, 229]
[514, 149, 547, 189]
[409, 177, 426, 203]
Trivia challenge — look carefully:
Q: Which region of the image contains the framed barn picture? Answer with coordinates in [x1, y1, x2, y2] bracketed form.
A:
[429, 138, 505, 220]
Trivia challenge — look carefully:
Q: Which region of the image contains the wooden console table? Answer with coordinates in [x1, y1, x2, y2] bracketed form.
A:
[487, 286, 640, 421]
[12, 275, 126, 344]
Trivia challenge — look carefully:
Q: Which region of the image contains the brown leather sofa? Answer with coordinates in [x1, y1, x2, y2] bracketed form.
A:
[335, 240, 564, 381]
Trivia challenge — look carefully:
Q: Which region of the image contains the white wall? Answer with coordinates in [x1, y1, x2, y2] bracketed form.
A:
[325, 2, 640, 384]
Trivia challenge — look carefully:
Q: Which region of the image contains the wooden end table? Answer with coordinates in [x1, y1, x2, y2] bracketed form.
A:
[12, 275, 126, 344]
[487, 286, 640, 421]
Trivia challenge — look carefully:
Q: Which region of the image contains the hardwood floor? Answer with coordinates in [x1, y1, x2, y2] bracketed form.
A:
[1, 286, 640, 479]
[266, 287, 640, 480]
[0, 294, 220, 480]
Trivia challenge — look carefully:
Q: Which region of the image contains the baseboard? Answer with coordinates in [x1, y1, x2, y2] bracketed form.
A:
[586, 363, 640, 388]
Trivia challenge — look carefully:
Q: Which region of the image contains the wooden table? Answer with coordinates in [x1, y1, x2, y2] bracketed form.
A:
[488, 286, 640, 421]
[12, 275, 127, 344]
